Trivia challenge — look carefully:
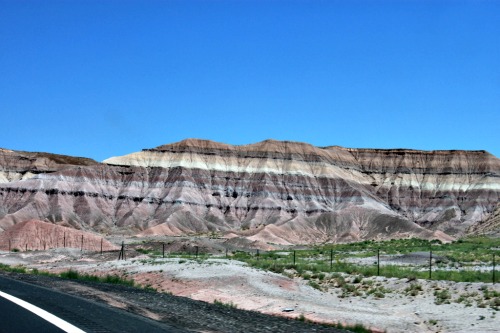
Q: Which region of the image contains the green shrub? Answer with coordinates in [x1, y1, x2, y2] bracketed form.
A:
[434, 289, 451, 305]
[405, 283, 423, 296]
[308, 280, 322, 290]
[103, 274, 135, 286]
[213, 299, 237, 308]
[60, 269, 80, 279]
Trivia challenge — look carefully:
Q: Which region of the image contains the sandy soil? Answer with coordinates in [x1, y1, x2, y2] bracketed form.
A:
[0, 248, 499, 333]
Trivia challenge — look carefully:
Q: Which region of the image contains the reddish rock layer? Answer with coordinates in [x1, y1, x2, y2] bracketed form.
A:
[0, 219, 118, 252]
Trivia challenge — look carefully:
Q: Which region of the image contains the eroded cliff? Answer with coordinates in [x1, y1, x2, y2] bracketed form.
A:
[0, 139, 498, 244]
[0, 148, 98, 182]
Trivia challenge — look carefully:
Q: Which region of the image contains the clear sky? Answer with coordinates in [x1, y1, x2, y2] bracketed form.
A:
[1, 0, 499, 161]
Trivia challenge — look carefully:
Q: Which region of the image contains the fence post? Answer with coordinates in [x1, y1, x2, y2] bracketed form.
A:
[257, 249, 259, 260]
[330, 249, 333, 270]
[63, 232, 66, 248]
[195, 246, 199, 259]
[377, 248, 380, 276]
[293, 250, 296, 265]
[225, 248, 228, 258]
[429, 244, 432, 280]
[118, 241, 125, 260]
[493, 253, 496, 285]
[100, 238, 103, 254]
[81, 235, 83, 252]
[163, 243, 165, 258]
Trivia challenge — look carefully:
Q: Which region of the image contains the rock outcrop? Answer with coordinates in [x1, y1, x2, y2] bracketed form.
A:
[0, 139, 498, 244]
[468, 203, 500, 236]
[0, 148, 98, 183]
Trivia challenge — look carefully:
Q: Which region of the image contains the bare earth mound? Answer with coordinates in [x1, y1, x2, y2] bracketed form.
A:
[0, 219, 119, 252]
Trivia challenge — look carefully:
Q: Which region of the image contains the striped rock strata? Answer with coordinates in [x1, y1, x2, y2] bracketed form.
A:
[0, 139, 498, 244]
[0, 148, 98, 183]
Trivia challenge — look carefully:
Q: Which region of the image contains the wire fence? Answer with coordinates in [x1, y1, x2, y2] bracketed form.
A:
[3, 235, 497, 284]
[1, 234, 118, 253]
[119, 241, 498, 284]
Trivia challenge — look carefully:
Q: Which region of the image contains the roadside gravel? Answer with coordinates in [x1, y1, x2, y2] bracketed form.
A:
[0, 271, 349, 333]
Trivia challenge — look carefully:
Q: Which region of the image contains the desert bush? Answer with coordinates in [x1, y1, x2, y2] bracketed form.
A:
[60, 269, 80, 279]
[307, 280, 322, 291]
[405, 283, 423, 296]
[434, 289, 451, 305]
[213, 299, 237, 309]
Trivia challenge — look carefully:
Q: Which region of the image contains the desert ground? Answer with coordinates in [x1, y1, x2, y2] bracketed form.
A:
[0, 236, 499, 333]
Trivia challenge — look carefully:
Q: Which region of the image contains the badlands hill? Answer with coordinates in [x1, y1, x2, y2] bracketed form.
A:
[0, 219, 118, 252]
[0, 139, 498, 244]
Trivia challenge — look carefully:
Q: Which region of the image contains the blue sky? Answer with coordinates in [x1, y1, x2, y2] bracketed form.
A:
[1, 0, 499, 161]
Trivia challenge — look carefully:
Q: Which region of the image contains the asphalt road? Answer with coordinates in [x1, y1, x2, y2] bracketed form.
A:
[0, 275, 189, 333]
[0, 295, 66, 333]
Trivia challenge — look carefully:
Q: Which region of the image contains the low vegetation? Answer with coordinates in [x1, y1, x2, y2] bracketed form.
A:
[231, 237, 499, 284]
[0, 263, 27, 273]
[0, 264, 138, 289]
[213, 299, 237, 309]
[59, 269, 136, 287]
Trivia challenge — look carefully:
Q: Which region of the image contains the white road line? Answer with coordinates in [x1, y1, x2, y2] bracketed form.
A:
[0, 290, 86, 333]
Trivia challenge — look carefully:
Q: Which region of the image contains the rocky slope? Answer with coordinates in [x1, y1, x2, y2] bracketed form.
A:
[0, 139, 498, 244]
[468, 202, 500, 236]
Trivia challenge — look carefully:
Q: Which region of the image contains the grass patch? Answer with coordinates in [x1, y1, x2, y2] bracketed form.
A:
[0, 264, 133, 288]
[405, 283, 423, 296]
[213, 299, 237, 308]
[59, 269, 135, 287]
[329, 322, 373, 333]
[307, 280, 322, 291]
[434, 288, 451, 305]
[0, 263, 27, 273]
